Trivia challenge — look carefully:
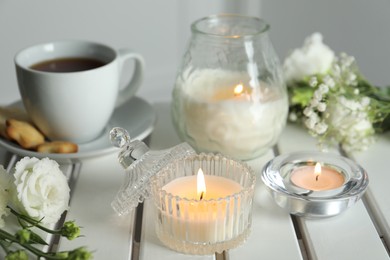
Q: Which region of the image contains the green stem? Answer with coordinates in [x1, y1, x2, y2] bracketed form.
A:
[9, 208, 61, 235]
[0, 239, 10, 254]
[0, 229, 65, 260]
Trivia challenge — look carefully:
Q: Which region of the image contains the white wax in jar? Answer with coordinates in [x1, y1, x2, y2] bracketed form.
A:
[175, 68, 288, 160]
[160, 175, 242, 243]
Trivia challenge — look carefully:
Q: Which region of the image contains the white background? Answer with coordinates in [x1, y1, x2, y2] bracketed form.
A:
[1, 0, 389, 104]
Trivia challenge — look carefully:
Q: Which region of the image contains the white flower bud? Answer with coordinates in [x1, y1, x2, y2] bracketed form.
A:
[310, 98, 319, 107]
[314, 90, 323, 100]
[315, 122, 328, 134]
[305, 118, 316, 130]
[332, 64, 341, 77]
[309, 77, 318, 87]
[319, 84, 329, 94]
[303, 107, 313, 117]
[305, 113, 320, 130]
[349, 73, 357, 82]
[361, 97, 370, 107]
[323, 75, 336, 88]
[289, 112, 298, 122]
[317, 102, 327, 112]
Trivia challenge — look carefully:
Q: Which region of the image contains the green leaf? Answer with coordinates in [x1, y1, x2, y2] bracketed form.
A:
[28, 230, 48, 245]
[375, 86, 390, 102]
[289, 86, 314, 107]
[67, 247, 93, 260]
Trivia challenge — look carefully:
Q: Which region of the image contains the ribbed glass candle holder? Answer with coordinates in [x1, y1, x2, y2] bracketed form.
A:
[150, 153, 256, 255]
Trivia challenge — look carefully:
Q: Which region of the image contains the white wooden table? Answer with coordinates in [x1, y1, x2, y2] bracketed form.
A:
[1, 101, 389, 260]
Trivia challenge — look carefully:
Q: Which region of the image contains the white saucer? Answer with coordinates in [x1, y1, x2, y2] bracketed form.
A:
[0, 96, 156, 161]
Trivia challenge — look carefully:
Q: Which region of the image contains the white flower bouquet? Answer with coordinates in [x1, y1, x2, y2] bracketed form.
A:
[0, 157, 92, 260]
[284, 33, 390, 154]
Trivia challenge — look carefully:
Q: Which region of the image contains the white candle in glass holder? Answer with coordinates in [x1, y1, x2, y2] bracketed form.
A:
[176, 68, 288, 160]
[161, 169, 242, 243]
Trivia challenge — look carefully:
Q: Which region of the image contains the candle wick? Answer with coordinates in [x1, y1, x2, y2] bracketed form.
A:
[199, 191, 204, 201]
[316, 174, 319, 181]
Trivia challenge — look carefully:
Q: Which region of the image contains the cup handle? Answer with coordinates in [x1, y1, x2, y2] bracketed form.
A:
[115, 49, 145, 107]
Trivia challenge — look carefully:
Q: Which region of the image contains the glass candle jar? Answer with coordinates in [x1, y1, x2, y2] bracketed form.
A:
[172, 14, 288, 160]
[150, 153, 256, 255]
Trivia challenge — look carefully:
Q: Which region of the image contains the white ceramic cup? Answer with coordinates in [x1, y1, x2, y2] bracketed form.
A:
[15, 40, 144, 143]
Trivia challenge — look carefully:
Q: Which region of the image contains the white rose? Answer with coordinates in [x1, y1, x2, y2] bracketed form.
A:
[12, 157, 70, 224]
[0, 165, 11, 228]
[283, 33, 335, 83]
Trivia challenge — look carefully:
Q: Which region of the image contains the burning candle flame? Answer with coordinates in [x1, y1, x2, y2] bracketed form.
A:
[314, 162, 321, 181]
[197, 168, 206, 200]
[234, 84, 244, 96]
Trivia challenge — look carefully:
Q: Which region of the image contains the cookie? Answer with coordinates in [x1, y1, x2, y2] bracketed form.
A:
[0, 106, 30, 139]
[5, 119, 45, 149]
[36, 141, 78, 154]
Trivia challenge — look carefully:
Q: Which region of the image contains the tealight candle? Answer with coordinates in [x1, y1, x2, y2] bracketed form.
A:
[291, 162, 345, 191]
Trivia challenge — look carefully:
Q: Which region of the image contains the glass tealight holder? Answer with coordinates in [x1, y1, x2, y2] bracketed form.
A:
[261, 152, 369, 218]
[150, 153, 256, 255]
